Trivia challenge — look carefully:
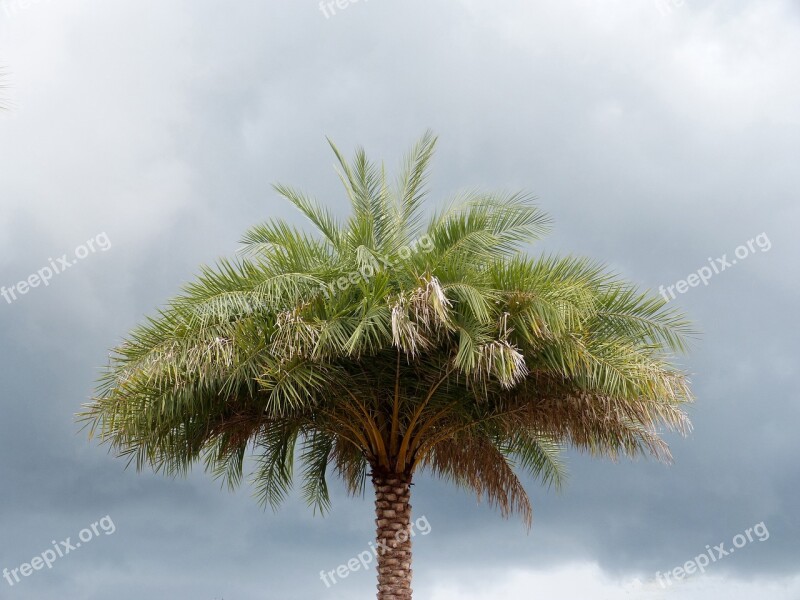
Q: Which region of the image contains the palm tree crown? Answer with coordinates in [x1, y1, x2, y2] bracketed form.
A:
[81, 131, 693, 599]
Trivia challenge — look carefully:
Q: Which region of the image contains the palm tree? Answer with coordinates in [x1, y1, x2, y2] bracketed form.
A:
[81, 132, 693, 600]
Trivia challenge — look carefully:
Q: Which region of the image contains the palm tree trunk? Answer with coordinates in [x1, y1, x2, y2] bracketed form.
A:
[372, 469, 413, 600]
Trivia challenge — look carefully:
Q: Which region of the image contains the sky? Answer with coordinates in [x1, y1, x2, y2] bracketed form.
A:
[1, 0, 799, 598]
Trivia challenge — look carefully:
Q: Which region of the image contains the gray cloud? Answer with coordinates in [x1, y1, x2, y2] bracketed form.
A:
[1, 0, 798, 598]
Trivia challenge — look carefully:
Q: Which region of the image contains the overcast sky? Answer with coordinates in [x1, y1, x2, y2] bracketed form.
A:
[1, 1, 799, 598]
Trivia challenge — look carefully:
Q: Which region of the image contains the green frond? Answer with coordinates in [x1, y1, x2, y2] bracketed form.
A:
[239, 219, 333, 268]
[394, 130, 437, 243]
[273, 183, 343, 249]
[591, 284, 695, 353]
[428, 191, 552, 267]
[501, 432, 566, 491]
[300, 430, 334, 514]
[252, 423, 299, 510]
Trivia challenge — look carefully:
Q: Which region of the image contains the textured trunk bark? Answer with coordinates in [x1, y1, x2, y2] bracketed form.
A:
[372, 469, 413, 600]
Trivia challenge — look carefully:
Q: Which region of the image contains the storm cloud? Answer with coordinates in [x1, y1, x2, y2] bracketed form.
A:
[1, 1, 798, 598]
